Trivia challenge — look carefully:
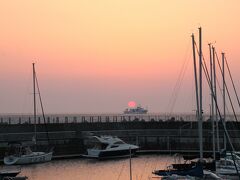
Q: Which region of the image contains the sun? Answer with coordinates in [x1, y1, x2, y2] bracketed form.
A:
[128, 101, 136, 108]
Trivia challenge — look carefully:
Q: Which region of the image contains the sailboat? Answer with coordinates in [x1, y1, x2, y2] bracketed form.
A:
[152, 27, 235, 179]
[152, 27, 206, 179]
[4, 63, 53, 165]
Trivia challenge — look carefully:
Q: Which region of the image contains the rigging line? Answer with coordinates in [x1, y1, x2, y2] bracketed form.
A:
[225, 56, 240, 108]
[197, 47, 239, 176]
[169, 53, 191, 114]
[117, 160, 126, 180]
[224, 98, 230, 116]
[212, 73, 229, 117]
[201, 46, 240, 151]
[194, 41, 236, 147]
[166, 41, 191, 115]
[215, 53, 240, 146]
[166, 59, 186, 115]
[201, 47, 230, 122]
[194, 41, 237, 122]
[35, 72, 50, 145]
[214, 51, 239, 123]
[194, 41, 237, 153]
[167, 41, 189, 114]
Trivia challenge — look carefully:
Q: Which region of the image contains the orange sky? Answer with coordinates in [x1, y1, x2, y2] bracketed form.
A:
[0, 0, 240, 114]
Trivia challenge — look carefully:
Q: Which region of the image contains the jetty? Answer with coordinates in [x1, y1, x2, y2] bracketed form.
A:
[0, 113, 240, 161]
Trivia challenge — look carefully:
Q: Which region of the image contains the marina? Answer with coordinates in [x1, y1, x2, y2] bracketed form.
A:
[0, 119, 240, 159]
[1, 0, 240, 179]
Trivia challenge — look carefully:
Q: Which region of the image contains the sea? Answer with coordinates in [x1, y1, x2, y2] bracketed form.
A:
[15, 155, 174, 180]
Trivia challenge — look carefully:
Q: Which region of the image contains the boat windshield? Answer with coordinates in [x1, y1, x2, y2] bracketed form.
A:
[114, 141, 125, 145]
[92, 143, 108, 150]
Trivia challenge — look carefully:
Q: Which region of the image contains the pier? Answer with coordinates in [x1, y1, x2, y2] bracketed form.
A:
[0, 113, 200, 124]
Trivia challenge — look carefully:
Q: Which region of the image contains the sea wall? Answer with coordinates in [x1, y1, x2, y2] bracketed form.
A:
[0, 120, 240, 159]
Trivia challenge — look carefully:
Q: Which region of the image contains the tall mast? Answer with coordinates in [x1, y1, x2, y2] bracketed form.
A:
[33, 63, 37, 144]
[191, 34, 200, 123]
[209, 43, 215, 160]
[222, 52, 226, 150]
[198, 27, 203, 160]
[212, 47, 220, 151]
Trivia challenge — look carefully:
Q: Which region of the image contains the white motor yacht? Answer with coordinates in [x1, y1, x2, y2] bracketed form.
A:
[83, 136, 139, 159]
[124, 105, 148, 114]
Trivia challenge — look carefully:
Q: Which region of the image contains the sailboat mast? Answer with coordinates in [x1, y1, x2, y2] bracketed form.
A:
[191, 34, 200, 118]
[33, 63, 37, 144]
[212, 47, 220, 152]
[209, 43, 215, 160]
[222, 52, 226, 150]
[198, 27, 203, 161]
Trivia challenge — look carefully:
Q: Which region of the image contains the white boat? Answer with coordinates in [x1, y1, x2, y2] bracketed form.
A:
[225, 152, 240, 163]
[4, 63, 53, 165]
[4, 144, 53, 165]
[203, 170, 222, 180]
[4, 152, 53, 165]
[159, 170, 222, 180]
[83, 136, 139, 159]
[216, 159, 240, 179]
[124, 105, 148, 114]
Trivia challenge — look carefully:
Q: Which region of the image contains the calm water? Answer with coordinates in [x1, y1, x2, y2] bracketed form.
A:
[15, 155, 174, 180]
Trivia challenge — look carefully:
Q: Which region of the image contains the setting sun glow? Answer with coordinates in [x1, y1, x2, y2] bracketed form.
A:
[128, 101, 136, 108]
[0, 0, 240, 113]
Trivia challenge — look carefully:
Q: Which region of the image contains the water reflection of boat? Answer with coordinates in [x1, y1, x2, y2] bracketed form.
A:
[1, 176, 28, 180]
[124, 105, 148, 114]
[82, 136, 139, 159]
[0, 166, 21, 180]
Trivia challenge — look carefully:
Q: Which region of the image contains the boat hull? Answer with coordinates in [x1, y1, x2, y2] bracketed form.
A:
[153, 164, 204, 178]
[84, 148, 138, 159]
[99, 148, 138, 159]
[4, 152, 53, 165]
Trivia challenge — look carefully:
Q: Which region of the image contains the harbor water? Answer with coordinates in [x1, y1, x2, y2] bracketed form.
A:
[16, 155, 174, 180]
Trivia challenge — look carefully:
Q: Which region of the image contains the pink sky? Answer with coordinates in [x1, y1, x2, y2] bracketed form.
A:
[0, 0, 240, 114]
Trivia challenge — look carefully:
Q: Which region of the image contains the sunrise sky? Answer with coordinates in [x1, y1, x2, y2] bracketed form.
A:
[0, 0, 240, 114]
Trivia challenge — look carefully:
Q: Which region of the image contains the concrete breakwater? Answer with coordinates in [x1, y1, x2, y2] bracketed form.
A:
[0, 115, 240, 159]
[1, 113, 240, 124]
